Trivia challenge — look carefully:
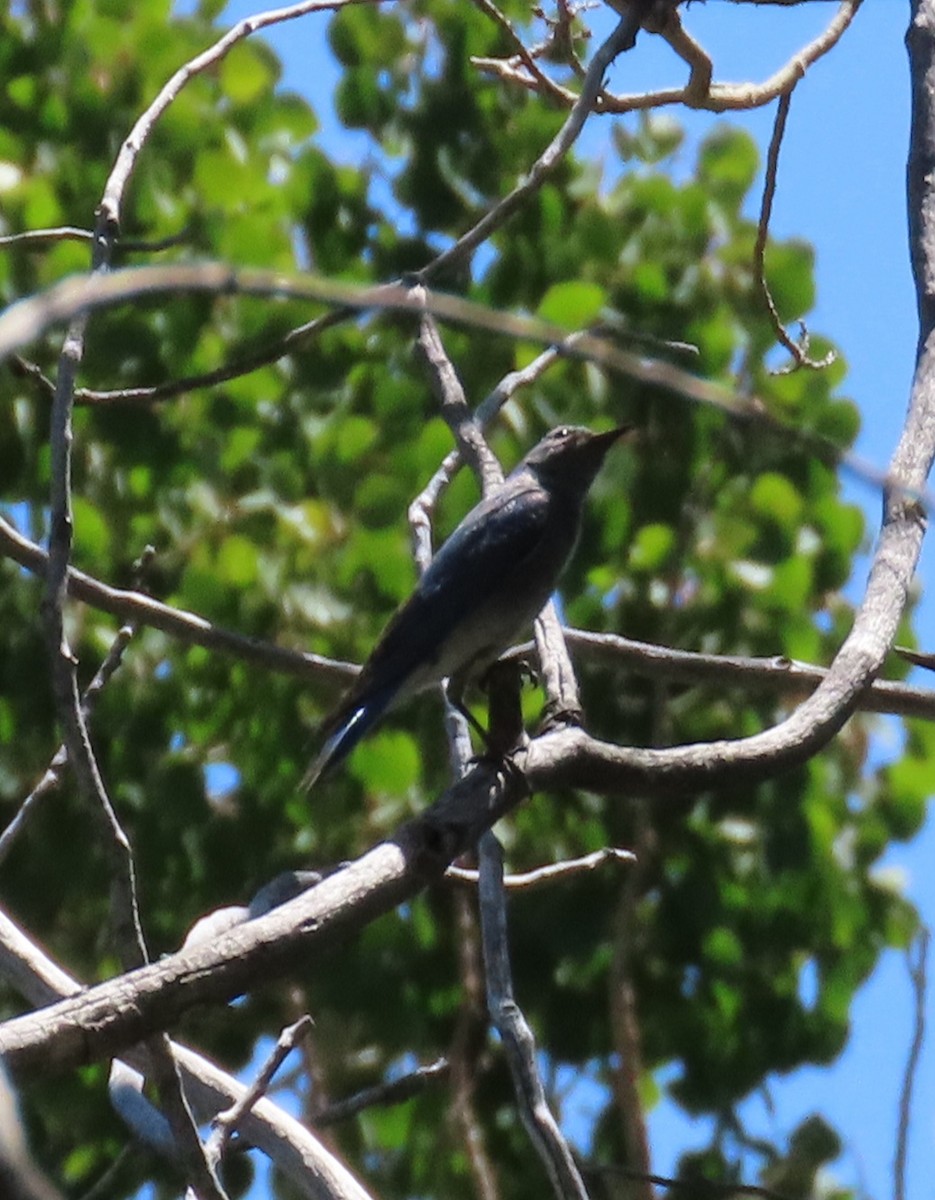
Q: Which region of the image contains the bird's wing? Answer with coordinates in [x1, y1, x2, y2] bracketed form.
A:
[346, 480, 553, 701]
[303, 482, 553, 788]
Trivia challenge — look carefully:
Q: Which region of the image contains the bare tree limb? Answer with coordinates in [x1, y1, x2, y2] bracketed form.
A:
[473, 0, 862, 116]
[4, 511, 935, 719]
[10, 309, 347, 408]
[478, 830, 589, 1200]
[0, 260, 916, 506]
[0, 758, 525, 1074]
[0, 907, 375, 1200]
[0, 512, 356, 689]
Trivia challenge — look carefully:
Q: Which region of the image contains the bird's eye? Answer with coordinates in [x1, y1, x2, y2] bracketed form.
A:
[556, 426, 571, 439]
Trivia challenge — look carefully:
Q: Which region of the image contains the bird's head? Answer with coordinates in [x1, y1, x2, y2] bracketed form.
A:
[518, 424, 633, 496]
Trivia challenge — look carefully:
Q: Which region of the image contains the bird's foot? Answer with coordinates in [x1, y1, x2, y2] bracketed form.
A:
[479, 653, 537, 693]
[537, 702, 585, 734]
[466, 738, 530, 793]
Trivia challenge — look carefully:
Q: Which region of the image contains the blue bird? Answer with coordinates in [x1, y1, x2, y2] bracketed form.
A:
[303, 424, 629, 788]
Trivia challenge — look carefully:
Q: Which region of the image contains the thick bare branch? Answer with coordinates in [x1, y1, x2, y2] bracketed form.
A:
[5, 511, 934, 719]
[0, 261, 914, 506]
[0, 759, 525, 1074]
[475, 0, 862, 115]
[0, 908, 374, 1200]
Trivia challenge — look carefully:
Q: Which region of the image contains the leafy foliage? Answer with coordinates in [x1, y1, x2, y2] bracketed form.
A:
[0, 1, 926, 1197]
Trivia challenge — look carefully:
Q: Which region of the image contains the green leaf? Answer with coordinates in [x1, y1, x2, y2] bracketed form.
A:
[219, 42, 278, 107]
[335, 416, 379, 463]
[750, 472, 803, 530]
[697, 126, 759, 207]
[629, 522, 676, 572]
[350, 728, 421, 793]
[215, 534, 258, 587]
[354, 474, 407, 528]
[763, 240, 816, 322]
[537, 281, 606, 329]
[71, 496, 110, 562]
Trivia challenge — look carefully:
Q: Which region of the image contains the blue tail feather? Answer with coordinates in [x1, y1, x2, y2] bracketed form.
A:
[302, 686, 396, 791]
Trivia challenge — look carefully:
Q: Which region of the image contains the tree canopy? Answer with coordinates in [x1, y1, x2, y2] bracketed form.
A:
[0, 1, 931, 1198]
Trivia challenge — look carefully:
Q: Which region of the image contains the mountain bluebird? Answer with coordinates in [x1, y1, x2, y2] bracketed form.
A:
[303, 424, 629, 788]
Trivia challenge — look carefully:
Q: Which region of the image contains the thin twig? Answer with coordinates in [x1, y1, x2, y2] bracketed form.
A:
[75, 1145, 136, 1200]
[406, 333, 589, 562]
[42, 255, 151, 978]
[10, 310, 349, 408]
[587, 1162, 792, 1200]
[145, 1039, 230, 1200]
[98, 0, 379, 230]
[41, 39, 229, 1186]
[207, 1016, 313, 1171]
[117, 227, 193, 253]
[314, 1058, 450, 1128]
[0, 615, 138, 865]
[609, 770, 653, 1192]
[0, 226, 93, 248]
[447, 885, 501, 1200]
[413, 298, 503, 496]
[754, 91, 835, 370]
[447, 846, 635, 889]
[894, 927, 929, 1200]
[420, 13, 644, 282]
[467, 0, 571, 104]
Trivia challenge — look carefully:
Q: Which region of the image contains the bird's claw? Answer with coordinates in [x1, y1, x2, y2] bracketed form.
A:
[465, 744, 529, 791]
[537, 703, 585, 734]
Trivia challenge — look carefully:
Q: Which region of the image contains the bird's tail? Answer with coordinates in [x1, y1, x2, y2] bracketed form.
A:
[301, 685, 396, 791]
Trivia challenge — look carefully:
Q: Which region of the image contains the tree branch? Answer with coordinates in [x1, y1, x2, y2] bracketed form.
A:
[420, 13, 646, 283]
[473, 0, 862, 116]
[478, 831, 589, 1200]
[5, 511, 935, 719]
[0, 759, 525, 1075]
[0, 907, 375, 1200]
[0, 260, 915, 505]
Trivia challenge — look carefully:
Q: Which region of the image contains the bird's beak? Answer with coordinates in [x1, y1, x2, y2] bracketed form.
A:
[595, 424, 636, 451]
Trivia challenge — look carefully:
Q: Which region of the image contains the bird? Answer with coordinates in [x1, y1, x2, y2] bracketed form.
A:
[302, 423, 630, 789]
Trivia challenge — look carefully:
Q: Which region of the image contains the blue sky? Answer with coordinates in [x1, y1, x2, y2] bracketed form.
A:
[221, 2, 931, 1196]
